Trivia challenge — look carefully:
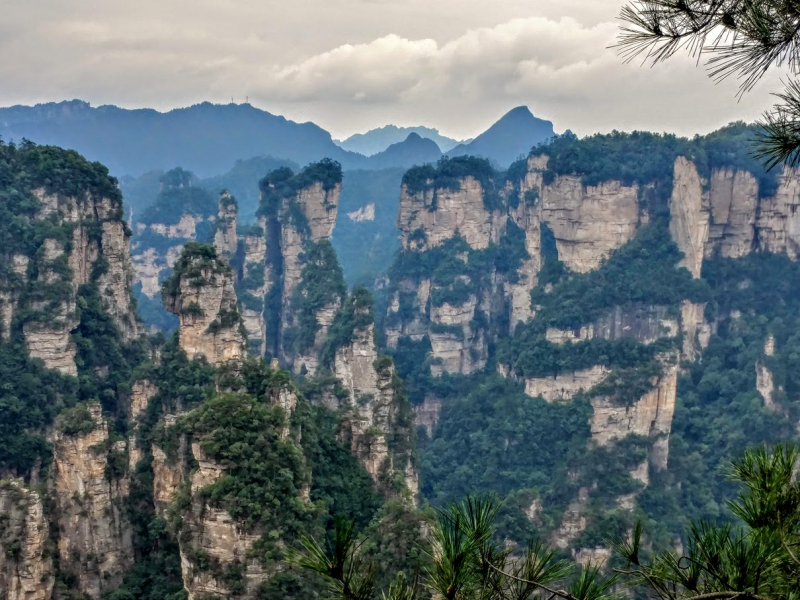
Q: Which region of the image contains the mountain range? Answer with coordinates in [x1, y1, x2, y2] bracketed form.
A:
[0, 101, 556, 176]
[336, 124, 465, 155]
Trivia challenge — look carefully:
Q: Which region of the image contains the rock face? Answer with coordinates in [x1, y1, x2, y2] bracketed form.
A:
[669, 157, 709, 279]
[213, 191, 238, 261]
[0, 480, 54, 600]
[506, 156, 545, 330]
[667, 160, 800, 271]
[755, 167, 800, 259]
[163, 245, 246, 365]
[254, 165, 342, 371]
[133, 246, 183, 298]
[545, 305, 679, 346]
[540, 177, 640, 273]
[275, 182, 341, 373]
[178, 444, 263, 600]
[151, 378, 304, 599]
[590, 359, 679, 475]
[706, 169, 758, 258]
[414, 397, 442, 437]
[128, 380, 158, 469]
[52, 402, 133, 599]
[138, 214, 207, 240]
[17, 188, 140, 374]
[347, 203, 375, 222]
[680, 301, 712, 361]
[756, 334, 779, 410]
[397, 177, 506, 251]
[332, 311, 418, 499]
[429, 296, 487, 376]
[237, 224, 268, 355]
[522, 366, 609, 402]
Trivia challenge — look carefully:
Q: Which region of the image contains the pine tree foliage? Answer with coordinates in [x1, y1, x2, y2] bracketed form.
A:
[617, 0, 800, 168]
[613, 444, 800, 600]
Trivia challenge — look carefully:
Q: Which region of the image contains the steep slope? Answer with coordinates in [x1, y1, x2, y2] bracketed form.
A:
[0, 141, 145, 599]
[337, 124, 463, 155]
[394, 124, 800, 562]
[0, 100, 367, 177]
[447, 106, 555, 168]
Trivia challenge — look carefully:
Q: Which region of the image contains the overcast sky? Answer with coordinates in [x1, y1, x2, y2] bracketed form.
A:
[0, 0, 787, 140]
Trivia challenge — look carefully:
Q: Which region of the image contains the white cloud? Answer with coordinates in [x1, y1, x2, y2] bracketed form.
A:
[0, 0, 789, 139]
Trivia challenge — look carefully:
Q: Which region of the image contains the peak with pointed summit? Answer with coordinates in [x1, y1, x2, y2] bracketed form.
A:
[447, 106, 555, 168]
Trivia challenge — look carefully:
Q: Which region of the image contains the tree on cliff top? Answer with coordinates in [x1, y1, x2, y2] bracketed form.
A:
[617, 0, 800, 169]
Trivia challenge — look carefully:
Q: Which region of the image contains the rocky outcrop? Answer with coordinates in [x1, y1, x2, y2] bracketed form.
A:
[20, 188, 140, 373]
[540, 177, 640, 273]
[152, 414, 185, 515]
[257, 165, 342, 371]
[756, 334, 779, 410]
[133, 245, 183, 298]
[332, 303, 418, 499]
[706, 168, 758, 258]
[755, 167, 800, 259]
[52, 402, 133, 599]
[590, 359, 678, 477]
[0, 480, 54, 600]
[414, 397, 442, 437]
[670, 158, 709, 279]
[552, 487, 590, 549]
[163, 245, 246, 365]
[293, 301, 339, 376]
[506, 155, 546, 330]
[128, 380, 158, 469]
[237, 224, 268, 355]
[136, 214, 207, 240]
[280, 184, 340, 306]
[178, 443, 263, 600]
[545, 305, 679, 346]
[680, 301, 712, 361]
[385, 280, 432, 348]
[213, 191, 238, 261]
[398, 177, 506, 251]
[429, 296, 486, 376]
[522, 365, 609, 402]
[347, 203, 375, 222]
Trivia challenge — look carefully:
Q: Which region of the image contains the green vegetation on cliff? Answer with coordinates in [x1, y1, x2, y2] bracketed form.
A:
[138, 168, 217, 226]
[284, 240, 347, 357]
[402, 156, 504, 211]
[258, 159, 343, 221]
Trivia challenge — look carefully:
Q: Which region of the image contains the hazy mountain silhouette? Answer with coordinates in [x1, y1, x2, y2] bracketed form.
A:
[337, 124, 463, 155]
[0, 100, 368, 177]
[364, 133, 442, 169]
[447, 106, 555, 168]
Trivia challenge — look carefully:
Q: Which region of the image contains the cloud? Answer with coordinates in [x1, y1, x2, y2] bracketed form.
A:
[0, 0, 787, 139]
[249, 17, 616, 105]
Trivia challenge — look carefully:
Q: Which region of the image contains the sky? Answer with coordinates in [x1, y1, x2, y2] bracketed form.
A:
[0, 0, 788, 140]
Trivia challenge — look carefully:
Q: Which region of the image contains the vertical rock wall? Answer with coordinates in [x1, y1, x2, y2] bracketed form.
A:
[0, 480, 54, 600]
[213, 191, 238, 262]
[19, 189, 139, 374]
[163, 246, 246, 365]
[52, 402, 133, 599]
[332, 315, 418, 499]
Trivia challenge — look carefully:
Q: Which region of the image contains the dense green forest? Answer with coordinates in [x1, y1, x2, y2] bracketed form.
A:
[5, 124, 800, 600]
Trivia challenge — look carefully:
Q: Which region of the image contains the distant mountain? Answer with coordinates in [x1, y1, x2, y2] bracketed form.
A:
[365, 133, 442, 170]
[337, 124, 464, 155]
[0, 100, 368, 177]
[447, 106, 555, 168]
